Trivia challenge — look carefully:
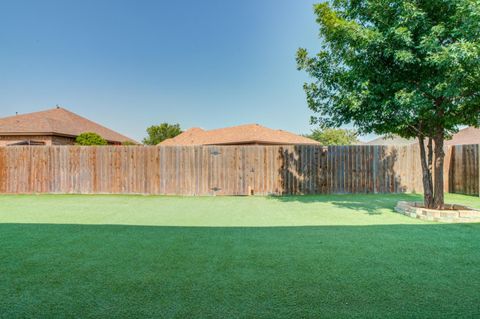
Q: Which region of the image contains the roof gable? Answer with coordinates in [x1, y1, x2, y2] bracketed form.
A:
[160, 124, 319, 146]
[0, 107, 136, 143]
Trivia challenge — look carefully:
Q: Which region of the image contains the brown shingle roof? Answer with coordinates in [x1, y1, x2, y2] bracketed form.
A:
[365, 135, 416, 145]
[445, 127, 480, 146]
[0, 107, 136, 143]
[365, 127, 480, 146]
[160, 124, 320, 146]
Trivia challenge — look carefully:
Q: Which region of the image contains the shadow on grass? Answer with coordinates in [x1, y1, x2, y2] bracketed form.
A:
[1, 222, 479, 318]
[267, 193, 424, 215]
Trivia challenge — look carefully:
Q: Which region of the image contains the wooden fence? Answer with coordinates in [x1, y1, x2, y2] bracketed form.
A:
[448, 144, 479, 196]
[0, 144, 478, 196]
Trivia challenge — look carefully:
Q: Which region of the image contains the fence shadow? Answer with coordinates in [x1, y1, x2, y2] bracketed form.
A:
[448, 145, 480, 196]
[277, 145, 406, 196]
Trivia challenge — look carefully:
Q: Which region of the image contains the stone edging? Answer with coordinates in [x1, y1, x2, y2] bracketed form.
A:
[395, 201, 480, 223]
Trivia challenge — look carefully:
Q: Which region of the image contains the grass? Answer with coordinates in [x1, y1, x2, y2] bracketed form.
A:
[0, 193, 479, 318]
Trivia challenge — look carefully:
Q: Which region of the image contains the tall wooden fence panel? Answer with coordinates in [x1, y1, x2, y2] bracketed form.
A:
[0, 144, 477, 195]
[278, 144, 424, 194]
[449, 144, 479, 196]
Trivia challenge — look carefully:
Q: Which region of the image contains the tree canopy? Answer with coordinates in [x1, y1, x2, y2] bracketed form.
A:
[306, 128, 358, 145]
[297, 0, 479, 138]
[75, 132, 108, 146]
[143, 123, 182, 145]
[297, 0, 480, 208]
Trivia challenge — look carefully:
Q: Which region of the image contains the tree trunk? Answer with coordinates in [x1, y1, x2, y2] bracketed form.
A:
[418, 135, 434, 208]
[433, 133, 445, 209]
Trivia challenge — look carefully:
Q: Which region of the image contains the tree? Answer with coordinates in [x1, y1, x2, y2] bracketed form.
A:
[297, 0, 480, 209]
[306, 128, 358, 145]
[142, 123, 182, 145]
[75, 132, 108, 146]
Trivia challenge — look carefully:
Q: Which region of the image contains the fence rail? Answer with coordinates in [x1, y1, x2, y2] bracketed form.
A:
[0, 144, 478, 196]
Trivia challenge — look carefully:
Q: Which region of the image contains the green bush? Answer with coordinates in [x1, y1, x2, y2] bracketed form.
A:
[305, 128, 358, 145]
[143, 123, 182, 145]
[75, 132, 108, 146]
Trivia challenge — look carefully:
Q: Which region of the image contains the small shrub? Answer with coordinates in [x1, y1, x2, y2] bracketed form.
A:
[143, 123, 182, 145]
[75, 132, 108, 146]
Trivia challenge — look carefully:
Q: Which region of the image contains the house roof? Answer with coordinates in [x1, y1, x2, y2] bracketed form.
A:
[0, 107, 136, 143]
[159, 124, 320, 146]
[445, 127, 480, 146]
[365, 127, 480, 146]
[364, 135, 416, 146]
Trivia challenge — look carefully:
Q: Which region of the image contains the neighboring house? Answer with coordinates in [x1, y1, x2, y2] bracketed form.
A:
[365, 135, 416, 146]
[365, 127, 480, 146]
[159, 124, 319, 146]
[444, 127, 480, 146]
[0, 107, 136, 146]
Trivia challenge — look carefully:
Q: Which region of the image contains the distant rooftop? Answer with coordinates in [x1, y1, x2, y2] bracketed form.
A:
[445, 127, 480, 146]
[365, 135, 416, 146]
[0, 107, 136, 143]
[159, 124, 320, 146]
[365, 127, 480, 146]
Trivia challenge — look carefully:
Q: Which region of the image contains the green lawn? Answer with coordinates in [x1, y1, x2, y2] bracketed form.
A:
[1, 193, 479, 318]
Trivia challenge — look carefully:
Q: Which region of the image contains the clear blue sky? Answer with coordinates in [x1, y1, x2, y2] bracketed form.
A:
[0, 0, 374, 142]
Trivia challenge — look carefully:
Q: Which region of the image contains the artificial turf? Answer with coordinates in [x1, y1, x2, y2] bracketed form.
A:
[0, 193, 479, 318]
